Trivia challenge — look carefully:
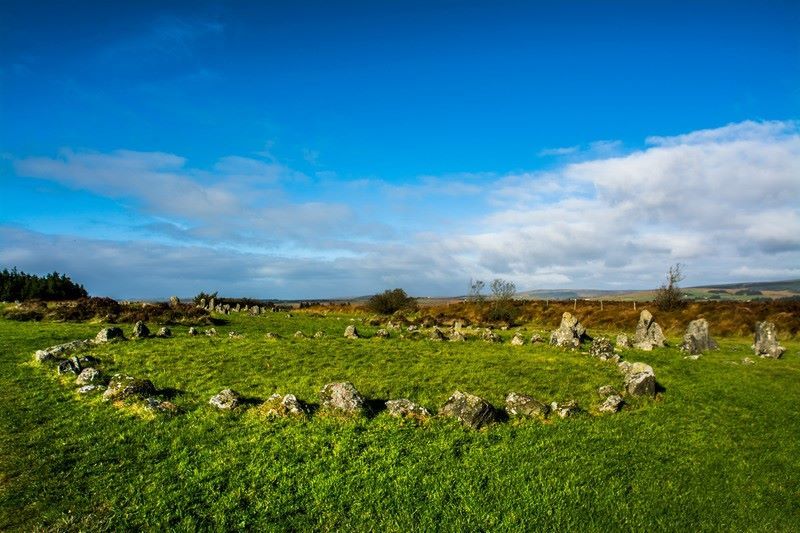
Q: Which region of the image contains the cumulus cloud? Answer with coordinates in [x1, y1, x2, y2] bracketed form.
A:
[7, 120, 800, 297]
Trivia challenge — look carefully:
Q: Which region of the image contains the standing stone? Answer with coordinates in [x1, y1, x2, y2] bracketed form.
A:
[199, 298, 206, 309]
[549, 312, 589, 348]
[505, 392, 550, 418]
[680, 318, 717, 355]
[132, 321, 150, 339]
[615, 334, 631, 348]
[752, 321, 785, 359]
[156, 327, 172, 338]
[619, 361, 657, 397]
[250, 305, 260, 315]
[319, 381, 366, 415]
[385, 399, 431, 420]
[344, 325, 360, 339]
[95, 327, 125, 343]
[510, 333, 525, 346]
[103, 374, 156, 401]
[58, 357, 82, 375]
[589, 338, 616, 360]
[633, 310, 666, 351]
[209, 389, 241, 410]
[76, 367, 101, 385]
[481, 329, 502, 343]
[374, 329, 390, 338]
[208, 298, 216, 311]
[530, 334, 545, 344]
[188, 327, 199, 336]
[169, 296, 180, 307]
[440, 391, 497, 429]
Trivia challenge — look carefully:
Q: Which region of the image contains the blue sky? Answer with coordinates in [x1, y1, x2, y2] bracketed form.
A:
[1, 1, 799, 298]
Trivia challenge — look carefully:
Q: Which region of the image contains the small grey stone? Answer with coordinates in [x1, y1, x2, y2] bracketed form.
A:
[440, 391, 497, 429]
[319, 381, 366, 415]
[599, 395, 624, 413]
[385, 399, 431, 419]
[344, 325, 360, 339]
[505, 392, 549, 418]
[209, 388, 241, 410]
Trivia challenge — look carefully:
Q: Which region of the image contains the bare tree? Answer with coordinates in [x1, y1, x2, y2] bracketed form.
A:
[655, 263, 687, 311]
[468, 278, 486, 303]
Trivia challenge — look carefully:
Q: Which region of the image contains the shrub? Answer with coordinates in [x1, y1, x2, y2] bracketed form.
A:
[365, 288, 418, 315]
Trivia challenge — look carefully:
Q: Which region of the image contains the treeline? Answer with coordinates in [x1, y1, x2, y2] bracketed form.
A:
[0, 267, 88, 301]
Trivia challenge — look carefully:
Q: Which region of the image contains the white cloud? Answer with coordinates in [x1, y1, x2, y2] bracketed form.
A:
[7, 120, 800, 296]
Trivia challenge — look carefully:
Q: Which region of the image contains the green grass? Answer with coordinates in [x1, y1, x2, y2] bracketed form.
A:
[1, 311, 799, 531]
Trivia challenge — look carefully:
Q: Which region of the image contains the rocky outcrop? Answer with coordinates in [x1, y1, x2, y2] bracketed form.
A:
[549, 312, 589, 348]
[752, 321, 785, 359]
[505, 392, 549, 418]
[209, 388, 242, 410]
[103, 374, 156, 402]
[633, 310, 666, 351]
[441, 391, 497, 429]
[385, 399, 431, 420]
[319, 381, 366, 416]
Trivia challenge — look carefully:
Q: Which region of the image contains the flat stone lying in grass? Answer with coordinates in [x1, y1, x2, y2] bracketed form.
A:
[550, 400, 579, 418]
[550, 312, 589, 348]
[343, 325, 360, 339]
[76, 367, 101, 385]
[598, 395, 624, 413]
[293, 331, 306, 339]
[320, 381, 366, 416]
[505, 392, 549, 418]
[753, 321, 785, 359]
[95, 327, 125, 343]
[385, 399, 430, 420]
[265, 332, 281, 339]
[259, 393, 306, 418]
[633, 310, 666, 351]
[313, 331, 325, 339]
[209, 388, 241, 410]
[680, 318, 717, 356]
[103, 374, 156, 402]
[34, 339, 95, 363]
[440, 391, 497, 429]
[619, 361, 657, 397]
[78, 384, 105, 394]
[205, 328, 217, 336]
[145, 397, 179, 414]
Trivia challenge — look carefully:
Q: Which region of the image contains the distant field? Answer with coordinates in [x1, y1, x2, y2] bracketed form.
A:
[1, 308, 799, 531]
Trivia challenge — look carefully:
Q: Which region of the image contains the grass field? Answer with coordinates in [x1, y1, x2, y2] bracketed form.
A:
[1, 309, 799, 531]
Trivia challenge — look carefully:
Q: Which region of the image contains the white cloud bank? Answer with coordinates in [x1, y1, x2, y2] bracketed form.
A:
[4, 120, 799, 298]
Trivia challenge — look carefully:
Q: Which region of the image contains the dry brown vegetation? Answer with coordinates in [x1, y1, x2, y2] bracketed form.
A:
[417, 299, 800, 339]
